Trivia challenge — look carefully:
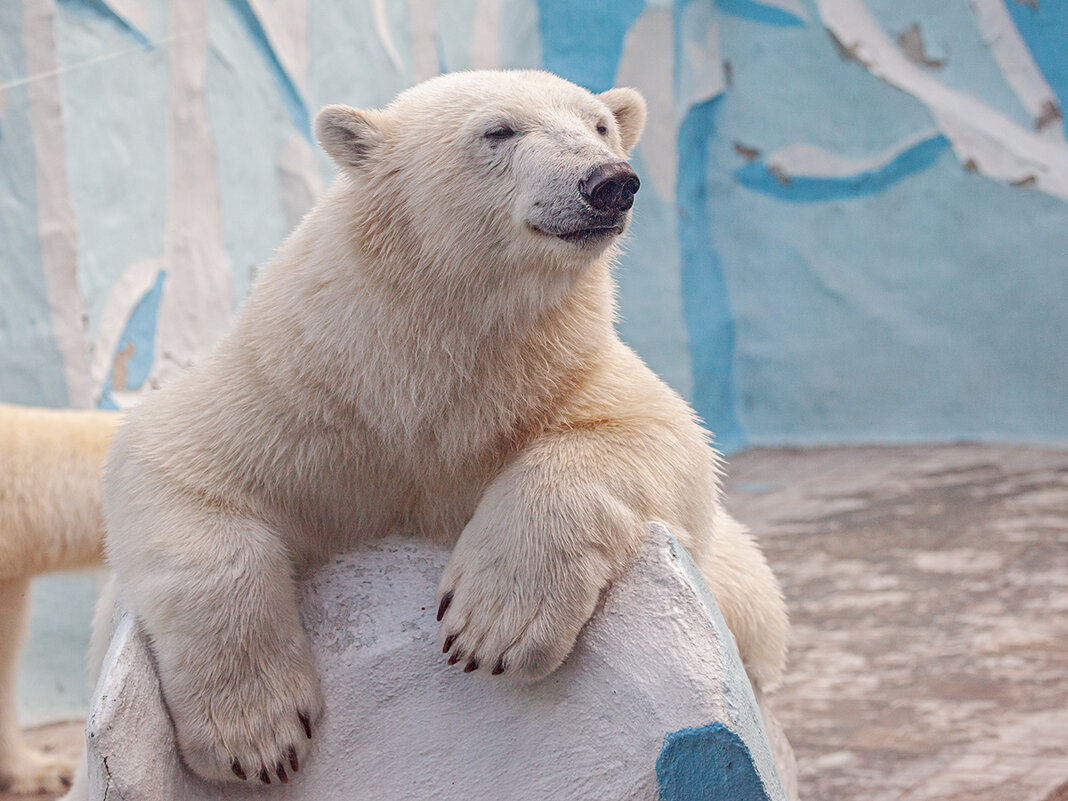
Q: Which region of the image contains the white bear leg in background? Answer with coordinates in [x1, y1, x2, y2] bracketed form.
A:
[0, 577, 77, 795]
[105, 483, 324, 786]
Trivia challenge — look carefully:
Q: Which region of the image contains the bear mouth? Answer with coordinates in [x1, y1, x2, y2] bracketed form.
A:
[532, 223, 625, 243]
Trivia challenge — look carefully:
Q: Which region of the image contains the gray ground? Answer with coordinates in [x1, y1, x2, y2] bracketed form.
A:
[727, 445, 1068, 801]
[6, 444, 1067, 800]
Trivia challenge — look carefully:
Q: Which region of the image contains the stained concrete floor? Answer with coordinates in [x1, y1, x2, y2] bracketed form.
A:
[726, 445, 1068, 801]
[5, 444, 1067, 800]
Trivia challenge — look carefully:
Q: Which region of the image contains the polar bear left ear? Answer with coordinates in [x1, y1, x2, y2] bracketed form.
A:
[315, 105, 388, 169]
[598, 88, 647, 153]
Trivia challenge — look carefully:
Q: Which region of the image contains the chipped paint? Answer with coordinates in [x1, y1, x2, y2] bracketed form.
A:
[99, 270, 164, 410]
[971, 0, 1065, 139]
[897, 23, 944, 70]
[818, 0, 1068, 202]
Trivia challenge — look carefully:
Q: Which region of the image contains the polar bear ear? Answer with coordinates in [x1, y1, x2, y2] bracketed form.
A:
[598, 88, 647, 153]
[315, 105, 387, 169]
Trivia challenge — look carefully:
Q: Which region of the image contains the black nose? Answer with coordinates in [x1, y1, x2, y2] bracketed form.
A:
[580, 162, 640, 212]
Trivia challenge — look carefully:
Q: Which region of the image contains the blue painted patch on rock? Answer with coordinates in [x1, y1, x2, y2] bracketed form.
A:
[657, 721, 770, 801]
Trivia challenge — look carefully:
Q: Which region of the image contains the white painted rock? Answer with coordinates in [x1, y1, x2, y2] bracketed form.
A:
[86, 524, 795, 800]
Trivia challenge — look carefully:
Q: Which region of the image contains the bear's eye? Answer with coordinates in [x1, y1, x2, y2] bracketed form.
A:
[596, 123, 608, 136]
[484, 125, 517, 141]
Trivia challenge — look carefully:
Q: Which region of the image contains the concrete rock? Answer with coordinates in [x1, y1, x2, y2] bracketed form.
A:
[86, 523, 794, 800]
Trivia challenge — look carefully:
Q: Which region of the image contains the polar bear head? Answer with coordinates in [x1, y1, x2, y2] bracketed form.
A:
[314, 71, 646, 280]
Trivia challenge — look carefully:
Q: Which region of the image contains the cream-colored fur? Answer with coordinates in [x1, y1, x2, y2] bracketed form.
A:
[0, 404, 117, 795]
[104, 70, 789, 787]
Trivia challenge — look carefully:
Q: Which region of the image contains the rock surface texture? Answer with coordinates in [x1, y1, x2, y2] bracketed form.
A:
[85, 523, 793, 801]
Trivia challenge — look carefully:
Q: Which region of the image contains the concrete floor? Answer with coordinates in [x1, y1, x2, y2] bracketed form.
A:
[5, 444, 1067, 800]
[726, 445, 1068, 801]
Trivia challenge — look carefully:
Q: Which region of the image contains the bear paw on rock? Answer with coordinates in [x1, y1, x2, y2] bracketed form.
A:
[161, 643, 325, 786]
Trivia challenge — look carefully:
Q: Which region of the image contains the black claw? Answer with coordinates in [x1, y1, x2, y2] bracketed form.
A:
[447, 649, 463, 666]
[288, 745, 300, 773]
[492, 658, 505, 675]
[231, 759, 247, 781]
[258, 767, 271, 785]
[437, 592, 453, 621]
[463, 657, 480, 673]
[299, 711, 312, 739]
[60, 775, 73, 789]
[442, 633, 457, 654]
[276, 763, 289, 784]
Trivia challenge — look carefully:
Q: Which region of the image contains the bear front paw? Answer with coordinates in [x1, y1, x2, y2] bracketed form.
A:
[434, 546, 608, 682]
[162, 645, 324, 786]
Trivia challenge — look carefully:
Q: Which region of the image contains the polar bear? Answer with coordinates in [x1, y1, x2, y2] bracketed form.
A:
[103, 70, 789, 787]
[0, 404, 117, 795]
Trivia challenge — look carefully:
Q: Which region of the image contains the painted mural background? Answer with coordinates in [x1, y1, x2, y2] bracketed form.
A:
[2, 0, 1066, 721]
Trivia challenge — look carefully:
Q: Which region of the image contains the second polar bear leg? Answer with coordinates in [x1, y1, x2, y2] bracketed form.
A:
[0, 577, 77, 795]
[105, 472, 323, 785]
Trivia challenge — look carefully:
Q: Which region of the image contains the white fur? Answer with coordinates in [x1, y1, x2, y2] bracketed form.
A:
[104, 70, 789, 787]
[0, 404, 117, 795]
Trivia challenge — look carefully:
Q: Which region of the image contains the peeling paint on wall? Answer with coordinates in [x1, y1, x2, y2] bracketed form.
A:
[818, 0, 1068, 202]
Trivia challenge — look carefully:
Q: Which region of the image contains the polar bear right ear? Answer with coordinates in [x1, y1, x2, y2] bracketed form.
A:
[315, 105, 387, 169]
[598, 88, 647, 153]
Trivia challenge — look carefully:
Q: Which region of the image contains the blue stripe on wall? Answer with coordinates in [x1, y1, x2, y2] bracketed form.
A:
[657, 721, 771, 801]
[56, 0, 150, 48]
[716, 0, 805, 28]
[677, 94, 746, 454]
[734, 133, 951, 203]
[98, 270, 165, 410]
[535, 0, 645, 93]
[223, 0, 311, 140]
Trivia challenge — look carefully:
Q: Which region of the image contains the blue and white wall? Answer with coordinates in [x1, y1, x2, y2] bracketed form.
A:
[3, 0, 1067, 452]
[2, 0, 1067, 729]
